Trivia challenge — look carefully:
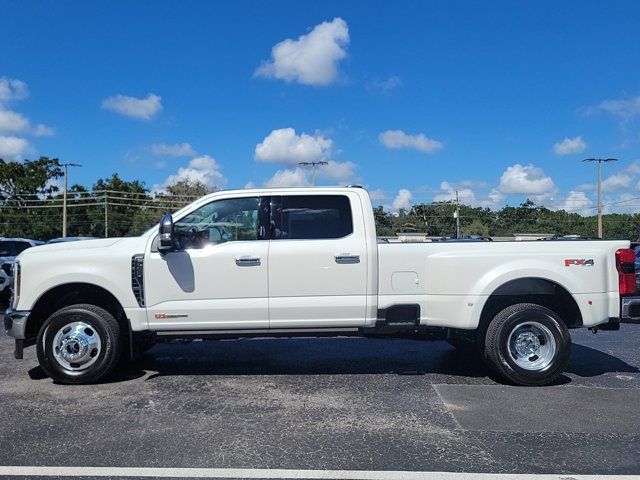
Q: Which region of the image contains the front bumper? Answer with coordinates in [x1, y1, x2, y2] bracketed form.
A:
[4, 308, 29, 339]
[3, 308, 31, 359]
[621, 296, 640, 324]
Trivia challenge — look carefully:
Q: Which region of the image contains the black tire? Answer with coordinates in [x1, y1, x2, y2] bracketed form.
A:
[36, 304, 123, 384]
[484, 303, 571, 386]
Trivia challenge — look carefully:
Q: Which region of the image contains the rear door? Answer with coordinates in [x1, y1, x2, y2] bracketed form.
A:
[268, 192, 368, 328]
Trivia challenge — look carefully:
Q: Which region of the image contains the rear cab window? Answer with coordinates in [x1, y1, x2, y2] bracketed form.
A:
[272, 195, 353, 240]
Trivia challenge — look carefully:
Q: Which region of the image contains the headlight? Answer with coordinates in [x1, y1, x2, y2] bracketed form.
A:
[12, 261, 20, 309]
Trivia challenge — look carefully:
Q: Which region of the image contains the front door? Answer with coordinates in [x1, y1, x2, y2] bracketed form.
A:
[145, 195, 270, 331]
[267, 193, 368, 328]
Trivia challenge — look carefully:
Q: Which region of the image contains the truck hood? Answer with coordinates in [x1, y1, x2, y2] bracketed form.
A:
[16, 236, 150, 264]
[29, 238, 123, 253]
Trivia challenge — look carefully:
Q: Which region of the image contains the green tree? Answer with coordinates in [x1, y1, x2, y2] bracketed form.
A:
[89, 174, 150, 237]
[0, 157, 63, 239]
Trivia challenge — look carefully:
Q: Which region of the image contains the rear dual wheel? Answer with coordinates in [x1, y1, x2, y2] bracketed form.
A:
[484, 303, 571, 386]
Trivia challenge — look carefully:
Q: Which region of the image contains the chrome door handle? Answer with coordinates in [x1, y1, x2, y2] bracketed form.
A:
[235, 256, 261, 266]
[335, 254, 360, 264]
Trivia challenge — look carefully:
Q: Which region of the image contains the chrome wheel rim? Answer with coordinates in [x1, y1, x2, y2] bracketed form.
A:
[52, 321, 102, 371]
[507, 321, 556, 371]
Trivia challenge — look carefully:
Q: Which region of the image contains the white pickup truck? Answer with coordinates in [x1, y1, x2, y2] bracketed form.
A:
[4, 186, 640, 385]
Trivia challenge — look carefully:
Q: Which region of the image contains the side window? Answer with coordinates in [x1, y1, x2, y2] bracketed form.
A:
[0, 242, 14, 256]
[0, 241, 31, 256]
[273, 195, 353, 240]
[12, 242, 31, 255]
[174, 197, 263, 249]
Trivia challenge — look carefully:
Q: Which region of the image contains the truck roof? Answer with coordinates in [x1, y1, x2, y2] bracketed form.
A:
[195, 185, 368, 203]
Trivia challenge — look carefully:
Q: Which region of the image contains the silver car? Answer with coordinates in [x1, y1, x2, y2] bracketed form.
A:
[0, 238, 43, 306]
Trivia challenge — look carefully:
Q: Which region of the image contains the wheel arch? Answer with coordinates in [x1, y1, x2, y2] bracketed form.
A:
[477, 277, 583, 333]
[25, 282, 129, 338]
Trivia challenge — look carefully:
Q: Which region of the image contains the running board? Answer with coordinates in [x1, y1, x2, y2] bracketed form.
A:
[154, 327, 361, 340]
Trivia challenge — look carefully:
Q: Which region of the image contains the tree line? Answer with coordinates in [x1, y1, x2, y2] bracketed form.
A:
[1, 157, 639, 241]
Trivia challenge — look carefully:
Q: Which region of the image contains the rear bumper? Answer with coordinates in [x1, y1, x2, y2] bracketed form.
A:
[621, 296, 640, 324]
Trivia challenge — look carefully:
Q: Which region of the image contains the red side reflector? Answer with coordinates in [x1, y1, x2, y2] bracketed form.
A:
[616, 248, 636, 296]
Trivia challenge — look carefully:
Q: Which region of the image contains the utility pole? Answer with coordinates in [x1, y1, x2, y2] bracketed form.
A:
[298, 161, 329, 186]
[104, 194, 108, 238]
[454, 190, 460, 239]
[58, 162, 82, 237]
[582, 158, 617, 238]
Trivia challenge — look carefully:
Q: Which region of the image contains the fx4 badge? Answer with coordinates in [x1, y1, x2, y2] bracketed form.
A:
[565, 259, 594, 267]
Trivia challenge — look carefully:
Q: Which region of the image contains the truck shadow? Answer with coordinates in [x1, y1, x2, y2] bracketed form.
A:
[566, 343, 639, 377]
[107, 337, 638, 384]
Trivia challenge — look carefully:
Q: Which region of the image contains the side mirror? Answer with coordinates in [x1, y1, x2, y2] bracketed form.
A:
[158, 214, 175, 253]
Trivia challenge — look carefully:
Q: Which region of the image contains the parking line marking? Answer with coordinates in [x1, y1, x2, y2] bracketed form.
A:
[0, 467, 638, 479]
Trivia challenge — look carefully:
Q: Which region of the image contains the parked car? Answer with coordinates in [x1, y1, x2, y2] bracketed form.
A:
[437, 237, 493, 242]
[635, 246, 640, 291]
[4, 187, 640, 385]
[0, 238, 43, 306]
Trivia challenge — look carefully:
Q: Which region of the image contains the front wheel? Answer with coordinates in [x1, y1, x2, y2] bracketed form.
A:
[484, 303, 571, 386]
[36, 304, 123, 384]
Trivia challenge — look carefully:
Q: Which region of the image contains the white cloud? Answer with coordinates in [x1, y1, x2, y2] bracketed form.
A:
[392, 189, 413, 211]
[151, 142, 196, 157]
[602, 172, 632, 191]
[575, 182, 596, 192]
[369, 75, 402, 93]
[498, 164, 556, 195]
[560, 191, 594, 212]
[433, 181, 502, 209]
[155, 155, 227, 191]
[603, 192, 639, 214]
[318, 160, 357, 182]
[379, 130, 443, 154]
[263, 160, 357, 187]
[32, 124, 54, 137]
[0, 109, 30, 133]
[368, 189, 387, 202]
[626, 161, 640, 175]
[488, 188, 506, 205]
[244, 181, 256, 189]
[587, 95, 640, 121]
[255, 128, 332, 165]
[0, 135, 31, 160]
[102, 93, 162, 120]
[0, 78, 53, 147]
[434, 181, 474, 204]
[553, 136, 586, 156]
[459, 180, 488, 188]
[0, 77, 29, 104]
[264, 168, 310, 188]
[255, 18, 349, 86]
[0, 110, 53, 137]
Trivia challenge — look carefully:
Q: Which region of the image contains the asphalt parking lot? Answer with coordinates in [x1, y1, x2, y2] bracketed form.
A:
[1, 320, 639, 478]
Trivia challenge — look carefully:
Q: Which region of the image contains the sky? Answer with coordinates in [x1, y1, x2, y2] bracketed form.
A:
[2, 0, 640, 214]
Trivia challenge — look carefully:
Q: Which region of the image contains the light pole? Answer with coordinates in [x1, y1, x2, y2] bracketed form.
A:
[454, 190, 460, 239]
[59, 162, 82, 237]
[298, 161, 328, 186]
[582, 158, 617, 238]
